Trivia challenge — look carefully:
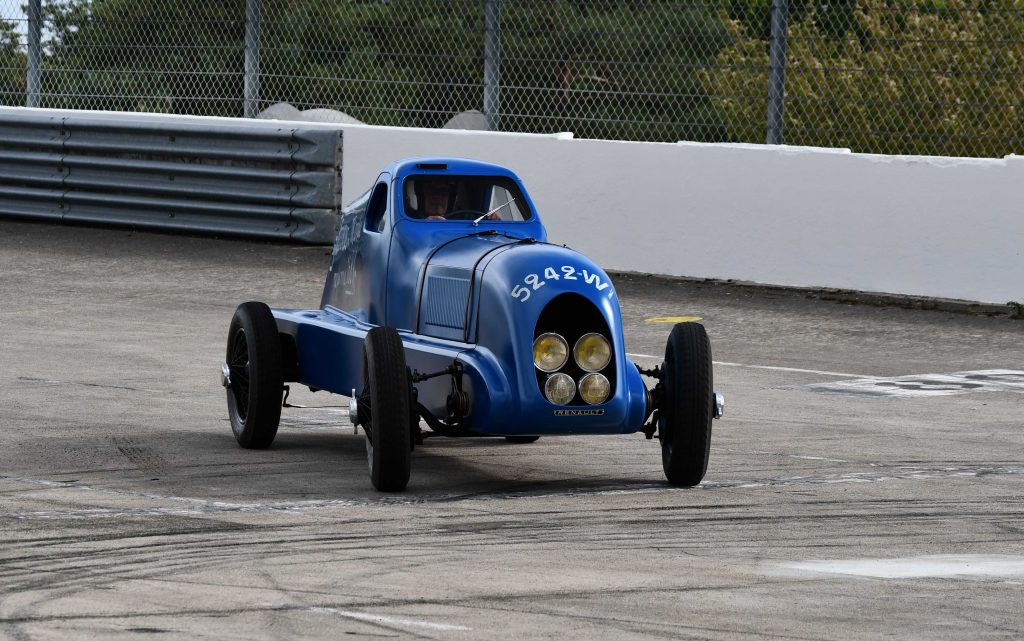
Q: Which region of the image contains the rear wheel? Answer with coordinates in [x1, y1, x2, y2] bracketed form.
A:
[659, 322, 714, 487]
[225, 302, 283, 449]
[363, 327, 412, 492]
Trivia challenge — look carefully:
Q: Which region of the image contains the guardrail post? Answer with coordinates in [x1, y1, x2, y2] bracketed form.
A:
[243, 0, 261, 118]
[766, 0, 789, 145]
[26, 0, 42, 108]
[483, 0, 501, 131]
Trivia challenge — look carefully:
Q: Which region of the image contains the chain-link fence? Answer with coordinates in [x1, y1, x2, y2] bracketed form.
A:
[2, 0, 1023, 157]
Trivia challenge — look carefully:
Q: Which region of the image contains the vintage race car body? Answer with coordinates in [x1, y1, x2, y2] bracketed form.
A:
[272, 158, 647, 436]
[224, 156, 720, 491]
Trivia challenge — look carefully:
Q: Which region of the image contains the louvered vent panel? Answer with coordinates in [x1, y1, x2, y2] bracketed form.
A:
[423, 276, 470, 330]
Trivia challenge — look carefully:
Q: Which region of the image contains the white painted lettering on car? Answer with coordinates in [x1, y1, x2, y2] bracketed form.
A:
[511, 266, 615, 303]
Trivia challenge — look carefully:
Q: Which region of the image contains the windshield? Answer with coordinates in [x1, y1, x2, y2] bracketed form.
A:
[403, 175, 532, 222]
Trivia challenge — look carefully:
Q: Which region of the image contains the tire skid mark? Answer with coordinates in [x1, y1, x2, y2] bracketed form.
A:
[0, 603, 462, 630]
[0, 529, 439, 588]
[0, 555, 790, 639]
[14, 376, 221, 399]
[1, 502, 1019, 601]
[111, 436, 168, 477]
[4, 503, 1022, 569]
[3, 463, 1024, 520]
[0, 539, 447, 604]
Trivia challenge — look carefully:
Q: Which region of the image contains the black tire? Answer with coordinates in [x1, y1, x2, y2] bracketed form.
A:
[363, 327, 412, 492]
[659, 322, 714, 487]
[226, 302, 283, 449]
[505, 436, 540, 444]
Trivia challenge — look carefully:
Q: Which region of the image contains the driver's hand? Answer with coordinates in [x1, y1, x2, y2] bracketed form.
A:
[486, 213, 500, 221]
[426, 215, 446, 221]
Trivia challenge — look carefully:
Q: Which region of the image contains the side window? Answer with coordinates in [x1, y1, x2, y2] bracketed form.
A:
[365, 182, 388, 232]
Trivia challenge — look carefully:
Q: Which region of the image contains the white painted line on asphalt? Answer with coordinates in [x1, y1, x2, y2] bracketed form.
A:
[801, 369, 1024, 398]
[776, 555, 1024, 579]
[786, 455, 855, 463]
[307, 607, 471, 631]
[713, 361, 873, 378]
[626, 353, 871, 378]
[625, 352, 661, 361]
[627, 353, 1024, 397]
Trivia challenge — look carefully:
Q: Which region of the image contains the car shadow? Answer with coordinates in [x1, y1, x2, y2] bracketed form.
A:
[147, 426, 669, 504]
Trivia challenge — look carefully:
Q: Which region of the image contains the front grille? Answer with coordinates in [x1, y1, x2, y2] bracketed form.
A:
[533, 293, 616, 406]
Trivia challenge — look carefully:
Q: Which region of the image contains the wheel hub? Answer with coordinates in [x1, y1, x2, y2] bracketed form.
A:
[349, 387, 360, 433]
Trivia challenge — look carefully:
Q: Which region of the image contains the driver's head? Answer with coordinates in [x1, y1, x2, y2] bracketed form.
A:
[422, 181, 451, 217]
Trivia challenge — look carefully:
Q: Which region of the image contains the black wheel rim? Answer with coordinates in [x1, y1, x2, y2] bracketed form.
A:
[361, 351, 372, 440]
[228, 328, 251, 421]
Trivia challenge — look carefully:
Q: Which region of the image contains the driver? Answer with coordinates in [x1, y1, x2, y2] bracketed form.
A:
[420, 179, 500, 221]
[422, 181, 452, 220]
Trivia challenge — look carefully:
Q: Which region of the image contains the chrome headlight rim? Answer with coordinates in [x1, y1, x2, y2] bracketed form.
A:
[533, 332, 569, 373]
[579, 372, 611, 405]
[573, 332, 612, 373]
[543, 372, 576, 405]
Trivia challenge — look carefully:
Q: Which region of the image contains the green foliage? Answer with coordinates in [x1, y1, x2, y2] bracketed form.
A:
[497, 1, 732, 141]
[728, 0, 859, 40]
[1008, 300, 1024, 318]
[256, 0, 735, 140]
[42, 0, 243, 115]
[259, 0, 483, 128]
[26, 0, 1024, 150]
[0, 19, 25, 105]
[701, 0, 1024, 157]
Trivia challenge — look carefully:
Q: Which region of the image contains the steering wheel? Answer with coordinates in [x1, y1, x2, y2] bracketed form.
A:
[444, 209, 487, 221]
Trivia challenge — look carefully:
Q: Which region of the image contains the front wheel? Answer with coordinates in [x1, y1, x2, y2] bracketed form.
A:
[659, 322, 714, 487]
[362, 327, 412, 492]
[225, 302, 283, 449]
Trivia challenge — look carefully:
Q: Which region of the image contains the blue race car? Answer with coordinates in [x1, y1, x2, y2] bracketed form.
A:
[221, 158, 723, 491]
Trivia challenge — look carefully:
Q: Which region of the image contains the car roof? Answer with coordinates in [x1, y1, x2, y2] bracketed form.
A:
[388, 157, 521, 181]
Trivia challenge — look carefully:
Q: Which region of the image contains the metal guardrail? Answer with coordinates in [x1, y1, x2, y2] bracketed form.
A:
[0, 108, 343, 243]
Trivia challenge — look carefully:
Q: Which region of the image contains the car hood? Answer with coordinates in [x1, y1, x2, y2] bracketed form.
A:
[416, 231, 535, 341]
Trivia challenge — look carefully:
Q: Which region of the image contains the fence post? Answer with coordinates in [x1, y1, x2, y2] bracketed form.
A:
[26, 0, 41, 108]
[483, 0, 501, 131]
[766, 0, 789, 145]
[243, 0, 261, 118]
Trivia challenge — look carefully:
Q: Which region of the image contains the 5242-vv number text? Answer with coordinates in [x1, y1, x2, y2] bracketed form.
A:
[510, 266, 613, 303]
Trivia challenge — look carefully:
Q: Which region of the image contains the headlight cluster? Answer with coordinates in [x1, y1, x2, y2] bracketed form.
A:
[533, 332, 612, 405]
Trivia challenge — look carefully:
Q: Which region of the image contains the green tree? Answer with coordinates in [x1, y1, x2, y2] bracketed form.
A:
[498, 1, 732, 141]
[36, 0, 737, 142]
[259, 0, 483, 128]
[43, 0, 243, 114]
[0, 18, 25, 105]
[701, 0, 1024, 157]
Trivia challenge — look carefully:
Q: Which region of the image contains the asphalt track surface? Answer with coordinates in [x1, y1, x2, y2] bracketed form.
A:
[1, 220, 1022, 640]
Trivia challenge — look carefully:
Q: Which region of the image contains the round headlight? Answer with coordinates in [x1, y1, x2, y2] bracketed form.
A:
[573, 333, 611, 372]
[544, 373, 576, 405]
[579, 373, 611, 405]
[533, 333, 568, 372]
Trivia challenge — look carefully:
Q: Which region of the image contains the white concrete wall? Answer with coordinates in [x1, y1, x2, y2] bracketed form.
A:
[6, 108, 1020, 303]
[337, 125, 1023, 305]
